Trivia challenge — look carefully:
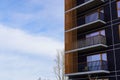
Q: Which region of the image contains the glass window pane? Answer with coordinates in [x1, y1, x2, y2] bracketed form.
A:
[117, 1, 120, 8]
[102, 53, 107, 61]
[90, 32, 99, 36]
[87, 56, 92, 62]
[118, 10, 120, 17]
[100, 30, 105, 36]
[86, 30, 105, 38]
[117, 1, 120, 17]
[85, 12, 98, 23]
[86, 32, 99, 38]
[87, 54, 100, 62]
[92, 54, 100, 61]
[100, 9, 104, 13]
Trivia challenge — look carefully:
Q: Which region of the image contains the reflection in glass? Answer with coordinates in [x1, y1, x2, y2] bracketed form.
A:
[85, 12, 98, 23]
[86, 30, 105, 38]
[85, 9, 104, 23]
[87, 53, 107, 71]
[117, 1, 120, 17]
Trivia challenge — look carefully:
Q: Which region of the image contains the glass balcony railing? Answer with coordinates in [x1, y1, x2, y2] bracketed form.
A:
[65, 35, 107, 53]
[77, 12, 104, 26]
[78, 60, 108, 72]
[65, 12, 105, 32]
[85, 12, 104, 23]
[77, 35, 106, 49]
[65, 59, 109, 76]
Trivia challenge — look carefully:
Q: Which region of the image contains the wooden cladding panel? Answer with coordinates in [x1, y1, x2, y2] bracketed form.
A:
[72, 30, 77, 50]
[65, 29, 77, 51]
[72, 52, 78, 73]
[65, 0, 78, 74]
[65, 52, 78, 74]
[65, 12, 72, 31]
[65, 31, 72, 51]
[65, 10, 77, 31]
[65, 0, 76, 11]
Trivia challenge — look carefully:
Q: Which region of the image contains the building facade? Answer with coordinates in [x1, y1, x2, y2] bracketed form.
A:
[65, 0, 120, 80]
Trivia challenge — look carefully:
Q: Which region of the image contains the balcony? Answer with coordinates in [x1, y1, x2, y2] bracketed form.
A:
[66, 0, 105, 13]
[65, 35, 107, 53]
[66, 60, 109, 76]
[66, 11, 106, 33]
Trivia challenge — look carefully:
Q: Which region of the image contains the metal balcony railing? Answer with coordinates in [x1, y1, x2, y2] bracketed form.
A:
[78, 60, 108, 72]
[77, 35, 106, 49]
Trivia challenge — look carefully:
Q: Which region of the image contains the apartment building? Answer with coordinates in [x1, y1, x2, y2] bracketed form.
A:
[65, 0, 120, 80]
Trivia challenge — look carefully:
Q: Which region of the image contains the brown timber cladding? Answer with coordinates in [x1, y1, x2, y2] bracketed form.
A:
[65, 0, 78, 74]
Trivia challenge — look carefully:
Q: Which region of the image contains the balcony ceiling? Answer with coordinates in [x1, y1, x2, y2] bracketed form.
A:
[66, 0, 104, 13]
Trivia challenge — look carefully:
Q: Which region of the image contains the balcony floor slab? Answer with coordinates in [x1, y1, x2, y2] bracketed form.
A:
[65, 70, 110, 76]
[65, 20, 106, 33]
[65, 44, 107, 54]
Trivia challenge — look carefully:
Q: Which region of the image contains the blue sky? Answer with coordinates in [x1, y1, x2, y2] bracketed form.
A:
[0, 0, 64, 80]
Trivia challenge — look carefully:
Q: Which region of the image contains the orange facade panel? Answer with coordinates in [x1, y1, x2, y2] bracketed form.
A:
[65, 0, 76, 11]
[65, 30, 77, 51]
[65, 0, 78, 74]
[65, 10, 77, 31]
[65, 52, 78, 74]
[65, 31, 72, 51]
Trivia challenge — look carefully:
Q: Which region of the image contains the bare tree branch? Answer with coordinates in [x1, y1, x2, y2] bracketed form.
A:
[54, 50, 66, 80]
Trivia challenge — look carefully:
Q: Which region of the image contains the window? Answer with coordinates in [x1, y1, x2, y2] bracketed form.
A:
[87, 53, 107, 71]
[85, 9, 104, 23]
[86, 30, 105, 38]
[87, 54, 100, 62]
[87, 53, 107, 62]
[117, 1, 120, 17]
[85, 12, 98, 23]
[102, 53, 107, 61]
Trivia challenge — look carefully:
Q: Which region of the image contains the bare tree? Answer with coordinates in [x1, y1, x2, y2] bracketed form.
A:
[54, 50, 66, 80]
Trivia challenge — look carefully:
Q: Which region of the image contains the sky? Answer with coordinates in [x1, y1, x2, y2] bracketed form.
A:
[0, 0, 64, 80]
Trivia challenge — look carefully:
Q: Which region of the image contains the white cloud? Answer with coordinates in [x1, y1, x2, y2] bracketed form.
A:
[0, 24, 64, 57]
[0, 52, 55, 80]
[0, 0, 64, 80]
[0, 24, 63, 80]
